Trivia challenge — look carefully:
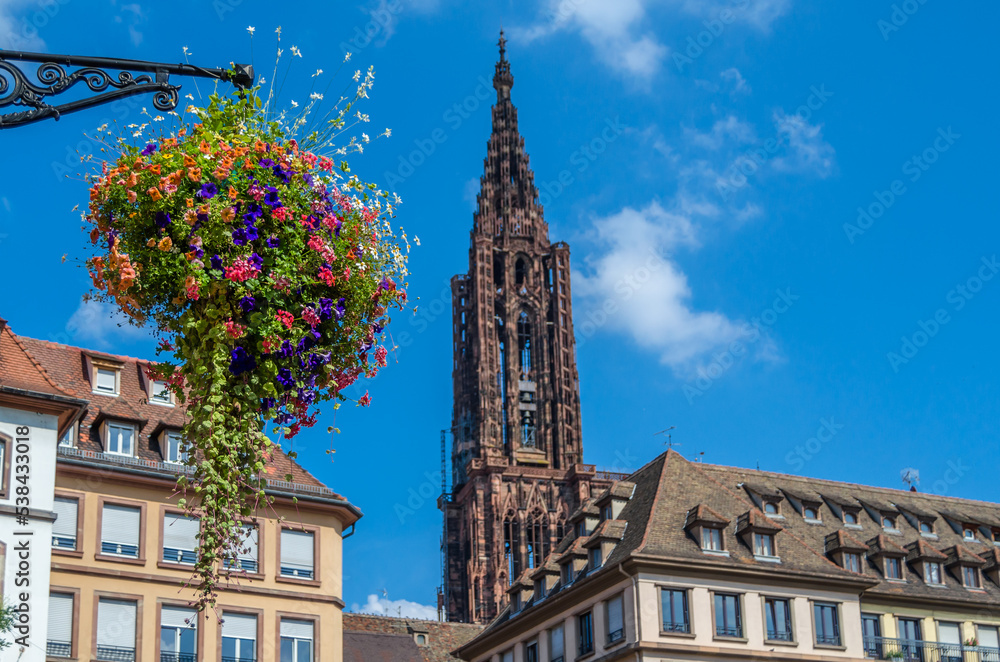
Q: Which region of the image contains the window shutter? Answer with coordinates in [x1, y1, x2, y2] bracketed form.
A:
[939, 623, 961, 646]
[502, 651, 513, 662]
[53, 498, 78, 538]
[608, 595, 624, 632]
[551, 624, 564, 657]
[979, 626, 1000, 650]
[48, 593, 73, 642]
[222, 613, 257, 639]
[281, 530, 314, 572]
[163, 514, 199, 552]
[238, 525, 258, 563]
[280, 618, 313, 640]
[97, 599, 137, 648]
[101, 504, 140, 547]
[161, 606, 196, 630]
[96, 368, 117, 392]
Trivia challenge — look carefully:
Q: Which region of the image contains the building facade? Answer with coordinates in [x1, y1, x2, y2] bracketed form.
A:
[456, 450, 1000, 662]
[0, 319, 360, 662]
[441, 33, 620, 624]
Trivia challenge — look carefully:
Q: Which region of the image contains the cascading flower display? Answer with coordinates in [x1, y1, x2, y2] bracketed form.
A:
[83, 80, 407, 608]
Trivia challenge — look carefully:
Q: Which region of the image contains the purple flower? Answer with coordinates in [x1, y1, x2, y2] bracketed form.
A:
[263, 187, 281, 208]
[297, 389, 317, 405]
[302, 215, 320, 230]
[262, 397, 276, 411]
[141, 143, 158, 156]
[106, 229, 118, 250]
[266, 235, 281, 249]
[229, 347, 257, 376]
[273, 164, 293, 183]
[244, 222, 259, 242]
[249, 252, 263, 270]
[258, 158, 275, 169]
[239, 296, 256, 314]
[318, 298, 334, 320]
[335, 298, 346, 320]
[278, 340, 295, 358]
[155, 211, 171, 229]
[231, 227, 249, 245]
[210, 254, 223, 271]
[276, 369, 296, 391]
[198, 182, 219, 199]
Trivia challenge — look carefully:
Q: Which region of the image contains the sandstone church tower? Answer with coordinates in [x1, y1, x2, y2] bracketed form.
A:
[440, 32, 617, 624]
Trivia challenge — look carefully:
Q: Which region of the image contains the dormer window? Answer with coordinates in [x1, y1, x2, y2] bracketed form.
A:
[150, 380, 173, 405]
[920, 522, 934, 534]
[561, 564, 572, 585]
[885, 557, 903, 580]
[163, 430, 187, 464]
[804, 506, 820, 521]
[882, 516, 896, 531]
[95, 367, 118, 394]
[764, 502, 779, 516]
[534, 579, 545, 601]
[603, 505, 613, 520]
[844, 511, 859, 525]
[589, 547, 602, 569]
[925, 562, 943, 585]
[963, 527, 977, 542]
[755, 533, 776, 558]
[844, 552, 862, 573]
[416, 634, 427, 646]
[105, 421, 135, 457]
[963, 566, 982, 589]
[576, 521, 586, 537]
[702, 527, 723, 552]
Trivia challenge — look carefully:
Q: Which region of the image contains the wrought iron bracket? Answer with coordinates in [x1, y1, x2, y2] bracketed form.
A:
[0, 49, 254, 129]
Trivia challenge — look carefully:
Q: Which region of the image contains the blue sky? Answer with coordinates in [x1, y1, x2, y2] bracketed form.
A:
[1, 0, 998, 618]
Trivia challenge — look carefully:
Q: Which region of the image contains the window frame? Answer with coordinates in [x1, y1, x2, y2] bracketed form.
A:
[843, 509, 861, 526]
[276, 524, 321, 586]
[149, 378, 174, 406]
[162, 429, 187, 464]
[275, 611, 319, 662]
[47, 585, 81, 660]
[218, 606, 264, 662]
[576, 609, 594, 656]
[812, 601, 843, 648]
[95, 496, 146, 565]
[224, 521, 264, 579]
[925, 561, 944, 585]
[884, 556, 904, 581]
[155, 600, 201, 662]
[525, 639, 538, 662]
[549, 622, 565, 662]
[711, 591, 745, 641]
[754, 532, 778, 559]
[92, 591, 142, 662]
[93, 366, 120, 395]
[658, 586, 692, 636]
[0, 432, 10, 500]
[159, 506, 201, 569]
[803, 505, 821, 522]
[762, 595, 796, 645]
[104, 420, 137, 457]
[763, 502, 780, 516]
[605, 592, 626, 646]
[963, 527, 978, 542]
[52, 491, 85, 558]
[701, 526, 724, 552]
[962, 565, 983, 589]
[843, 552, 862, 573]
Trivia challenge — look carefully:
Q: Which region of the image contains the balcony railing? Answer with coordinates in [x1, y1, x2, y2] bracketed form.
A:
[864, 637, 1000, 662]
[47, 641, 71, 657]
[96, 645, 136, 662]
[160, 653, 197, 662]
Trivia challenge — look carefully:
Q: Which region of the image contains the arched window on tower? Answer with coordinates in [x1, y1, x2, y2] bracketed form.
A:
[518, 312, 532, 378]
[503, 514, 520, 583]
[496, 310, 509, 452]
[525, 510, 548, 570]
[515, 258, 526, 286]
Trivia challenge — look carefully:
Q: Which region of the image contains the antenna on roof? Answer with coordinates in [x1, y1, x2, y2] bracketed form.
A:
[901, 468, 920, 491]
[654, 426, 678, 450]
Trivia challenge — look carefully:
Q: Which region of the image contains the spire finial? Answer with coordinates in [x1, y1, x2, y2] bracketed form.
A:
[498, 28, 507, 62]
[493, 28, 513, 95]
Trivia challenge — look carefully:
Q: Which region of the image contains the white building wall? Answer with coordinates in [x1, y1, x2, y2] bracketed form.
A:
[0, 405, 59, 662]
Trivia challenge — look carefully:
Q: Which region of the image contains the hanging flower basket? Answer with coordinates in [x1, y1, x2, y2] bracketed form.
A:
[83, 79, 407, 607]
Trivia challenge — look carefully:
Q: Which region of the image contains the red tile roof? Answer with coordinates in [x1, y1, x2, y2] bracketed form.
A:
[343, 614, 483, 662]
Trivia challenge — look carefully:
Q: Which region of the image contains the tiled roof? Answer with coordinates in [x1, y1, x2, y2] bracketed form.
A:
[684, 503, 730, 528]
[825, 530, 869, 554]
[867, 533, 909, 557]
[343, 614, 483, 662]
[15, 332, 332, 493]
[906, 539, 948, 562]
[0, 322, 75, 399]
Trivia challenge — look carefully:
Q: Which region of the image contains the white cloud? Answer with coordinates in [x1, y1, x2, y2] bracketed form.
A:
[351, 594, 438, 620]
[0, 0, 45, 50]
[462, 177, 479, 211]
[574, 201, 744, 369]
[513, 0, 667, 81]
[720, 67, 750, 95]
[771, 111, 835, 177]
[65, 300, 151, 348]
[684, 115, 756, 150]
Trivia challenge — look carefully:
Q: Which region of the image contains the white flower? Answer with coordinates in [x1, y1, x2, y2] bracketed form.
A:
[275, 26, 282, 35]
[385, 128, 392, 137]
[276, 48, 283, 58]
[343, 52, 352, 62]
[312, 69, 323, 77]
[353, 70, 361, 82]
[291, 46, 302, 57]
[414, 235, 421, 246]
[310, 93, 324, 101]
[291, 100, 299, 108]
[362, 133, 370, 143]
[247, 26, 255, 35]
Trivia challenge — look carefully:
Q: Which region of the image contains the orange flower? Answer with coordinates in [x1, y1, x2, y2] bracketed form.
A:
[187, 167, 202, 182]
[162, 138, 177, 148]
[197, 204, 210, 216]
[148, 164, 161, 175]
[157, 237, 173, 251]
[178, 128, 187, 137]
[254, 140, 267, 153]
[168, 170, 183, 186]
[221, 207, 236, 223]
[199, 140, 212, 154]
[183, 154, 197, 167]
[184, 209, 198, 225]
[186, 198, 195, 208]
[126, 173, 138, 187]
[148, 187, 162, 201]
[127, 190, 137, 203]
[147, 238, 157, 247]
[90, 228, 101, 244]
[213, 168, 230, 180]
[228, 186, 239, 200]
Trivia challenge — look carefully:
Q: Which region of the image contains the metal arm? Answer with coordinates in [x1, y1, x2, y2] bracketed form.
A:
[0, 49, 254, 129]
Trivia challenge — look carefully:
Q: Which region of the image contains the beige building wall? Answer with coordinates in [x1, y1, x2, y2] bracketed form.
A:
[51, 463, 349, 662]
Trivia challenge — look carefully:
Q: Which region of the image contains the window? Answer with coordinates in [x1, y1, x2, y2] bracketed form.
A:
[606, 594, 624, 645]
[280, 529, 315, 579]
[661, 588, 690, 634]
[162, 513, 199, 565]
[160, 606, 196, 662]
[577, 611, 594, 655]
[95, 367, 118, 394]
[754, 533, 776, 558]
[550, 623, 564, 662]
[898, 617, 922, 660]
[882, 516, 896, 530]
[533, 580, 545, 601]
[885, 557, 903, 580]
[59, 425, 75, 448]
[590, 547, 602, 569]
[47, 593, 74, 658]
[964, 527, 977, 541]
[222, 612, 257, 662]
[416, 634, 427, 645]
[925, 562, 943, 585]
[844, 552, 862, 573]
[814, 603, 841, 646]
[844, 511, 859, 525]
[561, 563, 573, 586]
[105, 422, 135, 456]
[0, 436, 6, 497]
[52, 497, 79, 550]
[101, 503, 141, 558]
[280, 618, 314, 662]
[962, 566, 982, 589]
[862, 613, 882, 659]
[764, 502, 779, 515]
[150, 380, 172, 404]
[938, 622, 961, 659]
[701, 527, 723, 552]
[714, 593, 742, 638]
[525, 641, 538, 662]
[804, 506, 819, 521]
[163, 431, 187, 464]
[978, 626, 1000, 652]
[501, 650, 513, 662]
[920, 521, 933, 534]
[764, 597, 793, 642]
[96, 598, 137, 661]
[225, 524, 259, 574]
[602, 505, 612, 520]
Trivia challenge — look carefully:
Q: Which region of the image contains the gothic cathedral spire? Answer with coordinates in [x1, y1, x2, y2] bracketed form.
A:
[441, 32, 609, 625]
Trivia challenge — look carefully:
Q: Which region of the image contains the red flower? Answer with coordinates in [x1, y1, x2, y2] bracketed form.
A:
[224, 320, 247, 339]
[318, 267, 335, 286]
[358, 391, 371, 407]
[276, 310, 295, 330]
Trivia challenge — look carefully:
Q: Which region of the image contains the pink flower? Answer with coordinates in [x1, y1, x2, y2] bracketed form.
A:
[272, 207, 288, 222]
[318, 267, 335, 286]
[357, 391, 371, 407]
[301, 306, 321, 328]
[225, 320, 247, 339]
[127, 190, 137, 203]
[276, 310, 295, 330]
[343, 266, 351, 281]
[273, 276, 291, 292]
[224, 258, 261, 283]
[375, 346, 388, 367]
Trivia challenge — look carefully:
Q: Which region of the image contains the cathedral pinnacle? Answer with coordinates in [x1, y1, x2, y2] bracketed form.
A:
[493, 28, 513, 97]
